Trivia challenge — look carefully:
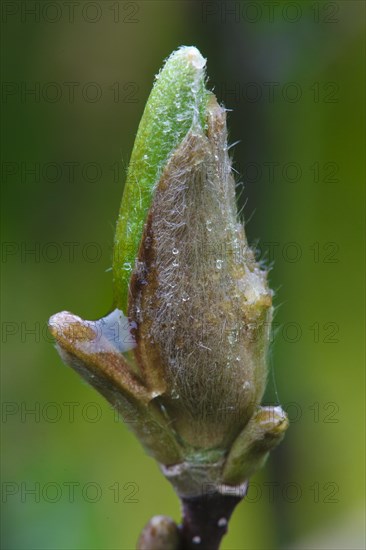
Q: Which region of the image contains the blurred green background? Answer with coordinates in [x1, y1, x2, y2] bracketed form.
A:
[1, 1, 365, 549]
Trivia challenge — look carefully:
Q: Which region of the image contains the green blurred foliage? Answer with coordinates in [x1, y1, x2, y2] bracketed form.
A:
[1, 1, 365, 549]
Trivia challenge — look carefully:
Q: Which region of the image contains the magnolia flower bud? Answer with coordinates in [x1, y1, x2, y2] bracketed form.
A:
[49, 46, 288, 501]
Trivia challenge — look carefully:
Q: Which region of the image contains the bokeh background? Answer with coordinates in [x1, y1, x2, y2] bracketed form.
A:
[1, 1, 365, 549]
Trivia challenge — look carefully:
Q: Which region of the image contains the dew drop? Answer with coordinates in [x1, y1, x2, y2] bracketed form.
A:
[206, 220, 212, 232]
[172, 248, 179, 255]
[216, 259, 223, 270]
[181, 292, 190, 302]
[218, 517, 227, 528]
[122, 262, 132, 271]
[171, 389, 180, 400]
[172, 260, 179, 267]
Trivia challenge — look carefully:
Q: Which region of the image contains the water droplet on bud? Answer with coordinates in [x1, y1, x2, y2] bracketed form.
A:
[171, 389, 180, 400]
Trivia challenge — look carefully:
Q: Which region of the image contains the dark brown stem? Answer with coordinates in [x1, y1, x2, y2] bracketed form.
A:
[178, 488, 247, 550]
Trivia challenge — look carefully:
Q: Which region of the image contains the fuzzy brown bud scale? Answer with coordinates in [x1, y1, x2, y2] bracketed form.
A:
[129, 96, 272, 451]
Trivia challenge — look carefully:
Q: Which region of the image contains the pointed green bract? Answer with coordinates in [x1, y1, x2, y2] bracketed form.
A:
[113, 46, 210, 311]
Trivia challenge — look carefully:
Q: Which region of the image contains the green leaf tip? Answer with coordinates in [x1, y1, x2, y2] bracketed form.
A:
[113, 46, 210, 311]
